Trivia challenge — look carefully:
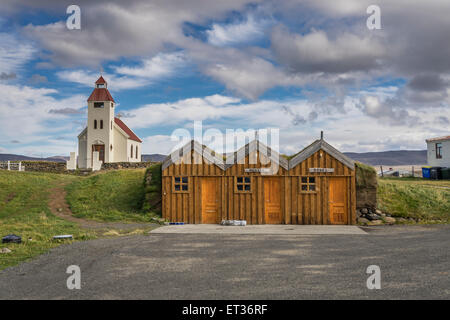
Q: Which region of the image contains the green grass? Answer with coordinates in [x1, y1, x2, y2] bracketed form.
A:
[66, 169, 155, 222]
[378, 177, 450, 222]
[142, 163, 162, 215]
[0, 171, 94, 270]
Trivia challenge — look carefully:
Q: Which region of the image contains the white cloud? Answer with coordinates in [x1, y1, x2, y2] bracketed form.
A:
[0, 33, 35, 74]
[125, 91, 450, 154]
[0, 83, 86, 155]
[206, 15, 271, 47]
[57, 52, 188, 90]
[114, 52, 187, 79]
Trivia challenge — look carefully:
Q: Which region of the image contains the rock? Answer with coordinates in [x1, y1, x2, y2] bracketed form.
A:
[57, 208, 63, 212]
[397, 218, 407, 223]
[361, 208, 369, 215]
[381, 213, 386, 218]
[366, 213, 381, 221]
[384, 217, 396, 224]
[356, 209, 362, 217]
[1, 248, 12, 254]
[375, 209, 383, 215]
[357, 217, 370, 225]
[2, 234, 22, 244]
[367, 220, 383, 226]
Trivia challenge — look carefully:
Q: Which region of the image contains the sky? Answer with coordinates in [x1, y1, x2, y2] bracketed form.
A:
[0, 0, 449, 157]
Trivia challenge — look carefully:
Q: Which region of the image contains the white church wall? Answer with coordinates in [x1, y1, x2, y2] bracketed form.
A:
[113, 126, 128, 162]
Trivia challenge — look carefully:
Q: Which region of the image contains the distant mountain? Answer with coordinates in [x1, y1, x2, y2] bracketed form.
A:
[142, 154, 167, 162]
[343, 150, 427, 166]
[0, 154, 68, 162]
[1, 150, 428, 166]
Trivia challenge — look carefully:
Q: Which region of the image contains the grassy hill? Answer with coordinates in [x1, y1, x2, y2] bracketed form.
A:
[0, 171, 93, 270]
[0, 169, 156, 270]
[378, 178, 450, 222]
[65, 169, 155, 222]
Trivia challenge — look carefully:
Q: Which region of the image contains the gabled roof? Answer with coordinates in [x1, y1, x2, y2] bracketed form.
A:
[88, 76, 114, 102]
[87, 88, 115, 102]
[289, 139, 355, 170]
[162, 140, 225, 171]
[114, 117, 142, 143]
[426, 135, 450, 142]
[95, 76, 107, 85]
[225, 140, 289, 170]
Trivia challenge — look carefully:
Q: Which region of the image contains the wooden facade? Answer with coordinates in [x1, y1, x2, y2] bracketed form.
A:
[162, 139, 356, 225]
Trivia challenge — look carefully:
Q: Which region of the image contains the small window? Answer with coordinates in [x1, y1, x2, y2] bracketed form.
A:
[111, 121, 113, 130]
[136, 146, 138, 159]
[300, 176, 317, 193]
[174, 176, 189, 192]
[94, 120, 97, 129]
[436, 143, 442, 159]
[94, 102, 104, 108]
[235, 176, 251, 192]
[100, 120, 103, 129]
[131, 145, 133, 158]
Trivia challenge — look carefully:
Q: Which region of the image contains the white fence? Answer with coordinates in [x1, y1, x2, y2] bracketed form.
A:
[0, 161, 25, 171]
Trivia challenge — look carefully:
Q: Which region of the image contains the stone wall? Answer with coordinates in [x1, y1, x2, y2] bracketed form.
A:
[21, 161, 67, 173]
[102, 162, 157, 170]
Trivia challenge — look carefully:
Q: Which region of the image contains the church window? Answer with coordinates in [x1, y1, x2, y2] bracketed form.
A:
[94, 102, 104, 108]
[131, 145, 134, 158]
[94, 120, 97, 129]
[136, 146, 138, 159]
[100, 120, 103, 129]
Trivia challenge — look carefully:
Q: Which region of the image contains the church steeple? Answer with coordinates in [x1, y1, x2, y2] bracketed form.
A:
[95, 76, 107, 88]
[88, 76, 115, 102]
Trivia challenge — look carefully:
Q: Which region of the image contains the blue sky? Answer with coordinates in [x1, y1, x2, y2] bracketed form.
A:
[0, 0, 449, 157]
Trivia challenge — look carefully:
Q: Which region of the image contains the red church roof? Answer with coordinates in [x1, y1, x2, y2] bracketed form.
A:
[95, 76, 107, 84]
[87, 88, 115, 102]
[114, 117, 142, 143]
[87, 76, 115, 102]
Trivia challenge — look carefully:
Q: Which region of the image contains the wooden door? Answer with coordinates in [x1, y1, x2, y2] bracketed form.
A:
[92, 144, 105, 163]
[264, 178, 282, 224]
[201, 178, 218, 224]
[328, 177, 348, 225]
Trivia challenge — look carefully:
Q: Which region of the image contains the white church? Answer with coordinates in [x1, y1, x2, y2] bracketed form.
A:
[77, 76, 142, 169]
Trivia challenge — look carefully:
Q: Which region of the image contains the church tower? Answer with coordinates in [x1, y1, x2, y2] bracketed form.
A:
[77, 76, 142, 169]
[85, 76, 115, 167]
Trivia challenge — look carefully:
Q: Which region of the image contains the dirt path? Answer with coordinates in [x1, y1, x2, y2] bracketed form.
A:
[48, 183, 158, 232]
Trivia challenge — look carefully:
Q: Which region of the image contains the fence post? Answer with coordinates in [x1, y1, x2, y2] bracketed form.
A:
[19, 162, 22, 171]
[7, 161, 10, 170]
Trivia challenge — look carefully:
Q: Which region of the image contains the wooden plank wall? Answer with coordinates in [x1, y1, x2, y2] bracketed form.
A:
[162, 149, 356, 224]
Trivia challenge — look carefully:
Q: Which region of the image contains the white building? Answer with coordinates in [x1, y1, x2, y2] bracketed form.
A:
[78, 76, 142, 169]
[426, 135, 450, 167]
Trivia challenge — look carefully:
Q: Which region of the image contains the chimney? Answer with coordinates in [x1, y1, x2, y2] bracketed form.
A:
[320, 131, 324, 140]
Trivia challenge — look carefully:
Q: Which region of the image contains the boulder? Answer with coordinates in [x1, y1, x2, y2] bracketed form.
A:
[357, 217, 370, 225]
[1, 248, 12, 254]
[375, 209, 383, 215]
[361, 208, 369, 215]
[367, 220, 383, 226]
[384, 217, 396, 224]
[366, 213, 381, 221]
